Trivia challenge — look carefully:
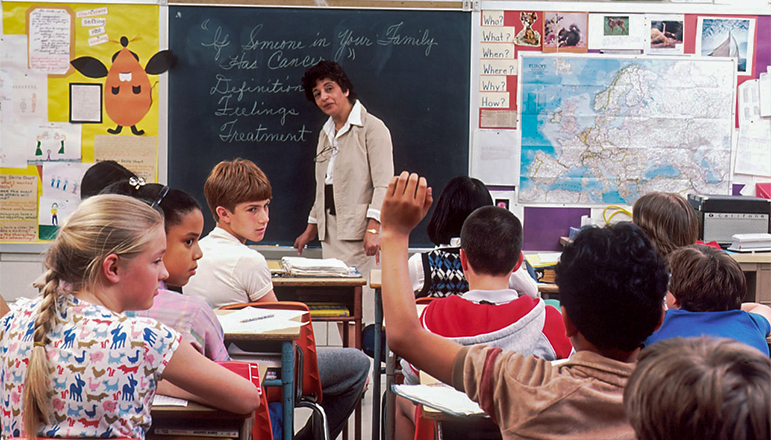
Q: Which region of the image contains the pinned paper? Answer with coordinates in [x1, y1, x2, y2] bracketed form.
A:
[94, 135, 157, 182]
[0, 170, 39, 241]
[27, 122, 82, 163]
[38, 196, 77, 227]
[42, 162, 90, 199]
[480, 92, 510, 108]
[27, 7, 74, 75]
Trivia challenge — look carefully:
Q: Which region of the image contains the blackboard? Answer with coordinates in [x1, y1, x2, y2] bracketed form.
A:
[168, 6, 470, 246]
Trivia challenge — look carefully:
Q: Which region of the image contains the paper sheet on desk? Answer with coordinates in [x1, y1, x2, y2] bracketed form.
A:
[153, 395, 188, 406]
[217, 308, 305, 334]
[393, 384, 484, 416]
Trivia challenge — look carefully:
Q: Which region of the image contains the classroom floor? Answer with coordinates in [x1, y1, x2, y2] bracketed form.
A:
[296, 322, 379, 440]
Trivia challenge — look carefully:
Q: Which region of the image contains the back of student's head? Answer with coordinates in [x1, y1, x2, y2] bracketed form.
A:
[24, 195, 163, 438]
[204, 158, 272, 223]
[80, 160, 136, 199]
[101, 181, 202, 232]
[668, 244, 746, 312]
[624, 337, 771, 440]
[556, 222, 667, 352]
[427, 176, 493, 246]
[460, 206, 522, 276]
[632, 192, 698, 258]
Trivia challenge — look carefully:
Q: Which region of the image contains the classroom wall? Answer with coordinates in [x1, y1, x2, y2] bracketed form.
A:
[1, 0, 771, 297]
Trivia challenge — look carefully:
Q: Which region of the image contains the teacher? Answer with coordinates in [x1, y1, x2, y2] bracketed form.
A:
[294, 60, 394, 292]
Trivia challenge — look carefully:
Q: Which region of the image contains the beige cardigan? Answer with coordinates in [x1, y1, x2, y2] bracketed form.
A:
[309, 104, 394, 241]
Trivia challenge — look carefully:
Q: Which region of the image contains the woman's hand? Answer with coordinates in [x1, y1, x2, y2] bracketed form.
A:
[364, 219, 381, 263]
[294, 224, 318, 255]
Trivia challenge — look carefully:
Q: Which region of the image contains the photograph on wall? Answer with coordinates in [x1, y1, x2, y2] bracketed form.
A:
[645, 15, 685, 54]
[514, 12, 542, 47]
[588, 14, 646, 51]
[696, 17, 755, 75]
[543, 12, 588, 53]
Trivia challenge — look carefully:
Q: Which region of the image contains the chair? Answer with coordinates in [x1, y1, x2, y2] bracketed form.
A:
[216, 360, 273, 440]
[220, 301, 329, 440]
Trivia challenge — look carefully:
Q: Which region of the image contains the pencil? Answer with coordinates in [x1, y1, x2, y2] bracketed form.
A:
[240, 314, 275, 323]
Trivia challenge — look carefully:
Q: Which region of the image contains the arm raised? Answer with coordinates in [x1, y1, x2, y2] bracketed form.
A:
[380, 172, 463, 385]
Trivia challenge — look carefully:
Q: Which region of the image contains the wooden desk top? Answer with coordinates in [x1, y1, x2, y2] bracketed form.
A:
[151, 401, 251, 419]
[272, 276, 366, 287]
[728, 252, 771, 264]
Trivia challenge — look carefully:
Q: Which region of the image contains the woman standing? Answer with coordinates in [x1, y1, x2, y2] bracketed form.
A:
[294, 61, 394, 311]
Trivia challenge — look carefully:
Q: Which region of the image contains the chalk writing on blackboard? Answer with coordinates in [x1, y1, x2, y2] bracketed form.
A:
[191, 19, 442, 146]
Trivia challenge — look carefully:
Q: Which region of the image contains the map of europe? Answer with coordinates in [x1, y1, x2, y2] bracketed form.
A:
[519, 55, 734, 205]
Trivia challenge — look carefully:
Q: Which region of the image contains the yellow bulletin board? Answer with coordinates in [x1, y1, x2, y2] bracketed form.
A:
[1, 2, 162, 242]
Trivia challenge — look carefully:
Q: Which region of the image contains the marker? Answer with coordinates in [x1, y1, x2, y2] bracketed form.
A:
[241, 314, 275, 323]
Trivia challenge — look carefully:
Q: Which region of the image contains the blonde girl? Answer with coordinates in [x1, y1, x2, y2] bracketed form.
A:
[0, 195, 260, 440]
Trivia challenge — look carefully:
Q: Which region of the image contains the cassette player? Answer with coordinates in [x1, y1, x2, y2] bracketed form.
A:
[687, 194, 771, 247]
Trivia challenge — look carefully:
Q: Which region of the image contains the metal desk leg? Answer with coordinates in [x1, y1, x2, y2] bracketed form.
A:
[384, 337, 396, 440]
[372, 288, 383, 440]
[281, 340, 295, 440]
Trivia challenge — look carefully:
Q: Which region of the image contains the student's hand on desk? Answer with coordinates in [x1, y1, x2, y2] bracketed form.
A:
[293, 224, 318, 255]
[381, 172, 433, 238]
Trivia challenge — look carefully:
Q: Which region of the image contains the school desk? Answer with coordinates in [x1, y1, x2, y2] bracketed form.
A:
[149, 400, 254, 440]
[268, 260, 366, 349]
[216, 309, 303, 440]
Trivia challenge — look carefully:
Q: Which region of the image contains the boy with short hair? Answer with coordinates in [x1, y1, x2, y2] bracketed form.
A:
[185, 158, 277, 306]
[397, 205, 572, 439]
[380, 172, 668, 439]
[185, 158, 369, 440]
[644, 244, 771, 355]
[624, 336, 770, 440]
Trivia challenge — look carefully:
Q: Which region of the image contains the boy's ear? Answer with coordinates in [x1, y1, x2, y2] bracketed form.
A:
[215, 206, 232, 224]
[459, 249, 470, 273]
[102, 254, 121, 284]
[561, 306, 578, 337]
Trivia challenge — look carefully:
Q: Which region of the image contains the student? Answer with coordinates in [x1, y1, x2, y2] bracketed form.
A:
[632, 192, 699, 258]
[624, 337, 770, 440]
[408, 176, 537, 298]
[0, 195, 260, 440]
[102, 181, 228, 361]
[379, 172, 668, 439]
[396, 206, 572, 439]
[184, 158, 369, 440]
[80, 160, 137, 199]
[644, 244, 771, 355]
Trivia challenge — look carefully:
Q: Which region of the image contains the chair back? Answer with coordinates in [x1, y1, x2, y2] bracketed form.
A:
[216, 361, 272, 440]
[219, 302, 323, 403]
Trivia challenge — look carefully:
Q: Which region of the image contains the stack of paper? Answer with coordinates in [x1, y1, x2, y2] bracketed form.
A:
[281, 256, 354, 277]
[392, 384, 485, 416]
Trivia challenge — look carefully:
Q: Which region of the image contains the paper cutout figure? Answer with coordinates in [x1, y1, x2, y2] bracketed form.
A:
[70, 36, 173, 136]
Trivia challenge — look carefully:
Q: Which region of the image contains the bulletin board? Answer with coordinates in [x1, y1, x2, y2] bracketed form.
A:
[1, 2, 163, 241]
[469, 1, 771, 251]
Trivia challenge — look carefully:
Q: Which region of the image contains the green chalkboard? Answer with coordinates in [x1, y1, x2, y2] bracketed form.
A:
[168, 6, 470, 246]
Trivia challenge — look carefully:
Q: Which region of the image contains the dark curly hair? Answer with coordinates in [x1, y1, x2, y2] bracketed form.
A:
[556, 222, 668, 352]
[301, 60, 357, 104]
[427, 176, 493, 246]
